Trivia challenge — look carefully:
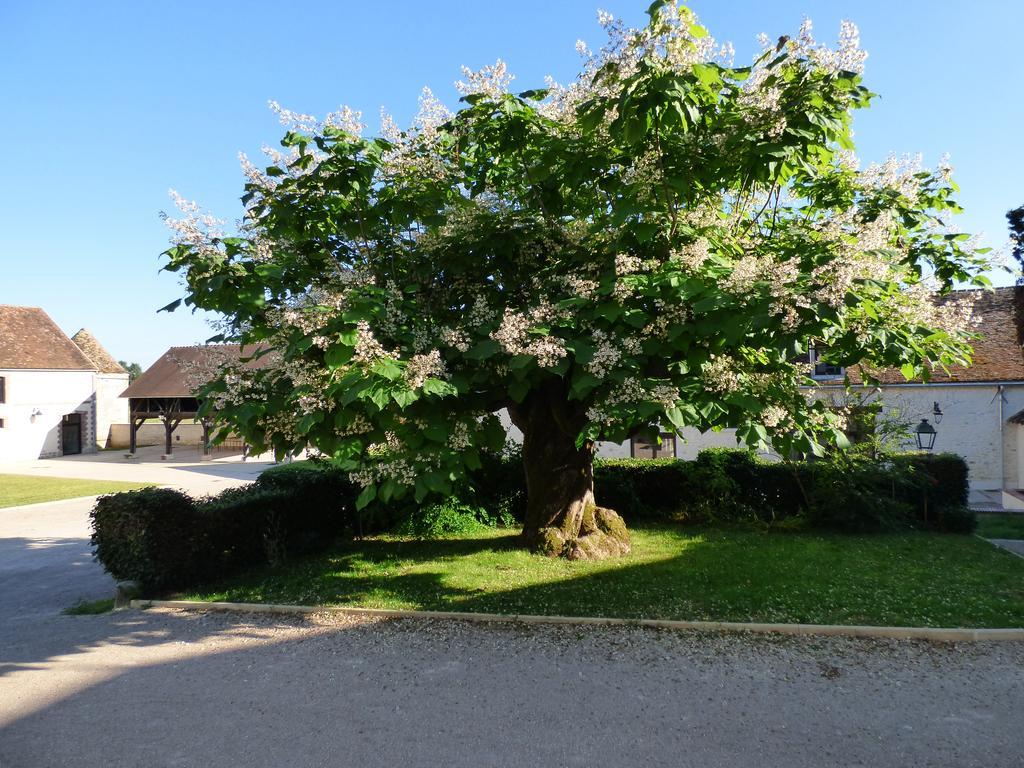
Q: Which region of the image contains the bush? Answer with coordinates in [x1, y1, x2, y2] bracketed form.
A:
[92, 465, 358, 591]
[592, 448, 972, 533]
[937, 504, 978, 534]
[254, 461, 361, 535]
[802, 457, 917, 533]
[394, 499, 499, 538]
[460, 442, 526, 523]
[594, 458, 689, 519]
[91, 488, 214, 590]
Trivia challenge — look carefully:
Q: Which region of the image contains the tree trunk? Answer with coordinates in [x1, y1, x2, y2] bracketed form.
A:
[510, 383, 630, 560]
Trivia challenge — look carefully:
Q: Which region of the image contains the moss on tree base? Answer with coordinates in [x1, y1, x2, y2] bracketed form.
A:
[531, 504, 631, 560]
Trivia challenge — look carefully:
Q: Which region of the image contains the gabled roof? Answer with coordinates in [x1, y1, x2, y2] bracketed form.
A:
[121, 344, 271, 399]
[71, 328, 126, 374]
[0, 306, 96, 371]
[849, 287, 1024, 385]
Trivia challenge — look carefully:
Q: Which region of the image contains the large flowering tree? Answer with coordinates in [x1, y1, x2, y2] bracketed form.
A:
[163, 3, 988, 559]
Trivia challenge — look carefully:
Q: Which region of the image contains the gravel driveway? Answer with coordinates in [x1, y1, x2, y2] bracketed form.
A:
[2, 607, 1023, 768]
[3, 488, 1023, 767]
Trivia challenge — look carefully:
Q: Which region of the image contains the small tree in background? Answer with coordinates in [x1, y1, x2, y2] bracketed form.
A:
[1007, 205, 1024, 283]
[162, 3, 989, 559]
[118, 360, 143, 382]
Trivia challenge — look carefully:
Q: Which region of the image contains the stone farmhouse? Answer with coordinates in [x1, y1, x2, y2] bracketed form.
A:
[0, 306, 128, 460]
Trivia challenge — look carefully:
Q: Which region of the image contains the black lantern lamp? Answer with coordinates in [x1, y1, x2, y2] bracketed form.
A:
[932, 402, 943, 424]
[915, 418, 937, 451]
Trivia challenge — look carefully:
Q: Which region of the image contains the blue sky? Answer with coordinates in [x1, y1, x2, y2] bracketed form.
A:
[1, 1, 1021, 367]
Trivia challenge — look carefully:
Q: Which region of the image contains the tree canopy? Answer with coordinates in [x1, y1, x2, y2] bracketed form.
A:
[162, 3, 989, 556]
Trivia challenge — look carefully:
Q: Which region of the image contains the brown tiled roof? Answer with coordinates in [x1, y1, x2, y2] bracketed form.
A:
[121, 344, 271, 398]
[71, 329, 126, 374]
[0, 306, 96, 370]
[849, 286, 1024, 384]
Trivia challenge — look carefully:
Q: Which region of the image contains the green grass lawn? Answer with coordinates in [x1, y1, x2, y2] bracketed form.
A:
[977, 513, 1024, 540]
[182, 525, 1024, 628]
[0, 474, 151, 508]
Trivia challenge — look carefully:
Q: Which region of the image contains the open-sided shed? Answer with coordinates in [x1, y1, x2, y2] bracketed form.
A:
[120, 345, 267, 456]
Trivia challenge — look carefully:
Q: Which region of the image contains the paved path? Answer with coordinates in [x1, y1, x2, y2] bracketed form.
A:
[989, 538, 1024, 558]
[0, 445, 279, 496]
[2, 608, 1023, 768]
[3, 461, 1024, 766]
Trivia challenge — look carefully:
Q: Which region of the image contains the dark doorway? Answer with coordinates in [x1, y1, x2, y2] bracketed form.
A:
[61, 413, 82, 455]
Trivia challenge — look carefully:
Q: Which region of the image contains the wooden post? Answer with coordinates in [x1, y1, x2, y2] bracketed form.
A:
[128, 402, 145, 456]
[159, 398, 183, 459]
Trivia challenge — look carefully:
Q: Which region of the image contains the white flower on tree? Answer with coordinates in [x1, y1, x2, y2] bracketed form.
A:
[161, 2, 990, 560]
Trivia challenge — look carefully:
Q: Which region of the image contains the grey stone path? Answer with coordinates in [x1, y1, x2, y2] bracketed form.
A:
[988, 538, 1024, 558]
[2, 609, 1023, 768]
[2, 470, 1024, 767]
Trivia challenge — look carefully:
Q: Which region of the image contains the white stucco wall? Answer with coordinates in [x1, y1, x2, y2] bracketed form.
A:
[93, 373, 129, 448]
[496, 383, 1024, 498]
[864, 383, 1024, 494]
[496, 408, 743, 460]
[0, 369, 97, 460]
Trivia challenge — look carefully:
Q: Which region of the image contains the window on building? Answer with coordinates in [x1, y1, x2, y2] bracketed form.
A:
[0, 418, 4, 428]
[0, 376, 5, 403]
[796, 346, 845, 380]
[630, 432, 677, 459]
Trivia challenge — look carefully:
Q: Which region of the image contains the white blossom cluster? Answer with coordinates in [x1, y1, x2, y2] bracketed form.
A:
[404, 349, 447, 389]
[586, 376, 680, 425]
[587, 329, 621, 378]
[642, 299, 689, 339]
[352, 321, 392, 364]
[701, 354, 740, 395]
[671, 238, 710, 271]
[492, 304, 567, 368]
[269, 99, 365, 137]
[760, 404, 793, 430]
[455, 59, 515, 100]
[162, 190, 225, 248]
[859, 154, 924, 202]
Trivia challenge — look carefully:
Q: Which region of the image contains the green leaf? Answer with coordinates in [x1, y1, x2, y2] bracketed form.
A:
[392, 388, 418, 408]
[465, 339, 500, 359]
[664, 406, 686, 430]
[422, 378, 458, 397]
[368, 385, 391, 410]
[508, 379, 531, 402]
[355, 484, 376, 510]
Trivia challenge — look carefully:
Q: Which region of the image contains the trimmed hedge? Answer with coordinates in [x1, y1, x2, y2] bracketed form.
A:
[91, 464, 356, 590]
[594, 449, 974, 533]
[92, 448, 975, 592]
[91, 488, 213, 590]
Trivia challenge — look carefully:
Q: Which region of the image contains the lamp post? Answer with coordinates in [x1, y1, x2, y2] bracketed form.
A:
[932, 402, 943, 424]
[914, 418, 937, 452]
[914, 418, 938, 525]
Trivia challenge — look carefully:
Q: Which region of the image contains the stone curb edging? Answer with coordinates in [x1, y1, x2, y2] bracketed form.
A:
[130, 599, 1024, 642]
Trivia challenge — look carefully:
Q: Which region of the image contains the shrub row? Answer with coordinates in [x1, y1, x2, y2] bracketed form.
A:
[91, 464, 357, 590]
[591, 449, 974, 533]
[92, 447, 974, 591]
[467, 447, 975, 534]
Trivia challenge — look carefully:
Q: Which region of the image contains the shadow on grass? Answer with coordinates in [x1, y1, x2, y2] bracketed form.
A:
[183, 525, 1024, 628]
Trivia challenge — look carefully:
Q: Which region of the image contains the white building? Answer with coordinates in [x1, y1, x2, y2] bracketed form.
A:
[0, 306, 129, 460]
[502, 287, 1024, 509]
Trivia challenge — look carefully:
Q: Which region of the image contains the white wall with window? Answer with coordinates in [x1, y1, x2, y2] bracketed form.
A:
[0, 369, 96, 461]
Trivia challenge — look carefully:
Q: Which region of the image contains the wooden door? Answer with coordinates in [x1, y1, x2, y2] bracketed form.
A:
[61, 413, 82, 455]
